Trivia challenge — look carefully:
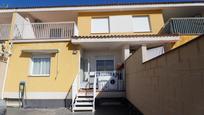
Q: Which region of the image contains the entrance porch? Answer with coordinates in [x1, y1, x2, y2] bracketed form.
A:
[71, 35, 179, 111]
[79, 48, 126, 98]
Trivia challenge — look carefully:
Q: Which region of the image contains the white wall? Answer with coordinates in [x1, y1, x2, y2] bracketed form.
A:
[14, 13, 35, 39]
[146, 46, 164, 61]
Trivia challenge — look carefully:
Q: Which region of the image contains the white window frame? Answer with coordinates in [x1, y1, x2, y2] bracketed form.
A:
[29, 54, 51, 77]
[95, 56, 115, 72]
[91, 17, 110, 34]
[132, 16, 151, 32]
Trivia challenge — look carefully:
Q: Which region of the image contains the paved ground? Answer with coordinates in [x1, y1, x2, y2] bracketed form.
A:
[6, 104, 140, 115]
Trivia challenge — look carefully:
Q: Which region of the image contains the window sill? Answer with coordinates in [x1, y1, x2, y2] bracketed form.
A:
[90, 32, 110, 34]
[29, 74, 50, 77]
[133, 31, 152, 33]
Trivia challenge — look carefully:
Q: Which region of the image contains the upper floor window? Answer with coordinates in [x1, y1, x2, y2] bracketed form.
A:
[109, 15, 133, 33]
[91, 17, 109, 33]
[132, 16, 151, 32]
[30, 55, 51, 76]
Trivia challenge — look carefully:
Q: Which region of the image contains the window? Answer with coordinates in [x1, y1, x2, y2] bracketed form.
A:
[30, 55, 51, 76]
[91, 17, 109, 33]
[96, 60, 114, 71]
[109, 15, 133, 33]
[132, 16, 151, 32]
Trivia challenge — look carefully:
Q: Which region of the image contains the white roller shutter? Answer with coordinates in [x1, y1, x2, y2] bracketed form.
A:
[91, 18, 109, 33]
[109, 15, 133, 33]
[132, 16, 151, 32]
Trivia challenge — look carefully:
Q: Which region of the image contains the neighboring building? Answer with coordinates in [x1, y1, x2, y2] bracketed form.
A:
[0, 0, 203, 112]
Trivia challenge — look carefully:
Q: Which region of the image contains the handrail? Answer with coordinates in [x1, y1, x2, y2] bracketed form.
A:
[93, 71, 97, 111]
[71, 72, 80, 111]
[170, 17, 204, 20]
[30, 21, 76, 24]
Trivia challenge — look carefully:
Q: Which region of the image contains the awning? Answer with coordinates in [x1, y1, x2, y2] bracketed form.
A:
[72, 34, 180, 44]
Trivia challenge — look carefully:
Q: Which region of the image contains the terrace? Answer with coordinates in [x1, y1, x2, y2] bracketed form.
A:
[0, 22, 78, 40]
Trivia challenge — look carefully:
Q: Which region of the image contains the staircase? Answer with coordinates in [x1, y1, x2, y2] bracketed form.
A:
[72, 91, 95, 112]
[72, 73, 97, 112]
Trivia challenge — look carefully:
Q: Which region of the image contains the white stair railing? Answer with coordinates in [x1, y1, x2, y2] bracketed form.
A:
[71, 73, 80, 111]
[93, 72, 97, 112]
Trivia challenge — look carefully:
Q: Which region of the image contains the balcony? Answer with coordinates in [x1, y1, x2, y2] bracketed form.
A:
[0, 22, 78, 40]
[160, 17, 204, 35]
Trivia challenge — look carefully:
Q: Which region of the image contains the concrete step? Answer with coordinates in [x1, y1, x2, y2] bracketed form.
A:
[5, 99, 21, 107]
[75, 102, 93, 106]
[76, 97, 93, 101]
[73, 106, 93, 111]
[77, 93, 93, 96]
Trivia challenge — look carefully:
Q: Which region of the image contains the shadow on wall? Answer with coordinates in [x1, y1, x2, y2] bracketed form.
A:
[84, 72, 144, 115]
[65, 87, 72, 109]
[125, 35, 204, 115]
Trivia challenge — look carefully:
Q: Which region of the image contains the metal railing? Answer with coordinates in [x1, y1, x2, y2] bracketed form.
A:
[14, 22, 78, 39]
[161, 17, 204, 35]
[93, 72, 97, 112]
[71, 73, 80, 111]
[96, 71, 125, 91]
[0, 24, 11, 40]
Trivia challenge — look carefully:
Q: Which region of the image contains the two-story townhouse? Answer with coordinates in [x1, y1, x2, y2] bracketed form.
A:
[0, 0, 203, 112]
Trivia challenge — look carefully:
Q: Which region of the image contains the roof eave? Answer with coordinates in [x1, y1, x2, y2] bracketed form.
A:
[0, 2, 204, 13]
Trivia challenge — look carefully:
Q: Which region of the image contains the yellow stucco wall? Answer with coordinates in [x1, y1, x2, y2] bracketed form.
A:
[77, 10, 164, 36]
[4, 41, 79, 92]
[172, 35, 198, 49]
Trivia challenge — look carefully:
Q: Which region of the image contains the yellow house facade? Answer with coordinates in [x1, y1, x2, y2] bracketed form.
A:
[0, 0, 203, 111]
[78, 10, 164, 36]
[4, 42, 79, 93]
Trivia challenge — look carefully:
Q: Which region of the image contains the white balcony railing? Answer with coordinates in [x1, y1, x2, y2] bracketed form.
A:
[14, 22, 78, 39]
[0, 22, 78, 40]
[0, 24, 11, 40]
